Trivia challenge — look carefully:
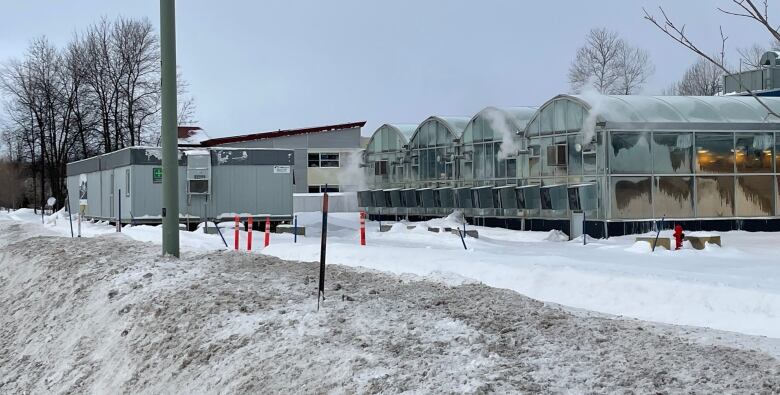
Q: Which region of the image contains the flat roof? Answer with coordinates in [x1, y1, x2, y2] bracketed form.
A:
[199, 121, 366, 147]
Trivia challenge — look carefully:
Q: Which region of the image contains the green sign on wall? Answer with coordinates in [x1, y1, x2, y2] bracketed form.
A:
[153, 167, 163, 184]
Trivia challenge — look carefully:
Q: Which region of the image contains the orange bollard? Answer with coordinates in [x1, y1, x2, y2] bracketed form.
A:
[234, 215, 240, 250]
[264, 216, 271, 247]
[247, 217, 253, 251]
[360, 211, 366, 246]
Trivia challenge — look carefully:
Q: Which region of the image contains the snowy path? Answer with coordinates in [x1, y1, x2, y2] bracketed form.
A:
[2, 209, 780, 340]
[0, 220, 778, 393]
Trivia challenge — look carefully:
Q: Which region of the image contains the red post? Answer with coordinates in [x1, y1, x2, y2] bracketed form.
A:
[359, 211, 366, 246]
[234, 215, 240, 250]
[264, 216, 271, 247]
[247, 217, 253, 251]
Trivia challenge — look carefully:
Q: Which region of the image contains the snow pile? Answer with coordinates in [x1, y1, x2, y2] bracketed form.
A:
[543, 229, 569, 242]
[0, 221, 778, 393]
[4, 209, 780, 339]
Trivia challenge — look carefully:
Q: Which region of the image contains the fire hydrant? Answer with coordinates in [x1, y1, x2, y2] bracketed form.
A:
[673, 225, 685, 250]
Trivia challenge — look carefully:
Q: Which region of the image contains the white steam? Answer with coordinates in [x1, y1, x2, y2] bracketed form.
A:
[577, 85, 607, 146]
[337, 151, 368, 191]
[482, 108, 520, 161]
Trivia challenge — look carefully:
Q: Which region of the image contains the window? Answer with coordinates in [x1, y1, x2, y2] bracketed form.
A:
[696, 133, 734, 173]
[308, 185, 340, 193]
[653, 133, 693, 174]
[546, 144, 567, 166]
[308, 153, 320, 167]
[308, 153, 340, 168]
[374, 160, 388, 176]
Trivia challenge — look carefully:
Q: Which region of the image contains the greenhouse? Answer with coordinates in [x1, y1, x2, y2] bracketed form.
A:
[359, 94, 780, 238]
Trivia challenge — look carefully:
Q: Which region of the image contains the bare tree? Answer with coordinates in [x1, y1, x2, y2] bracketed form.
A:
[569, 27, 655, 94]
[668, 57, 724, 96]
[738, 43, 768, 69]
[643, 0, 780, 118]
[615, 45, 655, 95]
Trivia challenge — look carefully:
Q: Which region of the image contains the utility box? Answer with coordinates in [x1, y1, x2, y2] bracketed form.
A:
[66, 147, 294, 224]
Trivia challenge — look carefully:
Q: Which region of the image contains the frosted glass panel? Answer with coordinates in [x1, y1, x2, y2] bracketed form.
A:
[652, 133, 693, 174]
[696, 176, 734, 217]
[610, 132, 651, 174]
[654, 177, 693, 217]
[736, 175, 773, 216]
[611, 177, 652, 219]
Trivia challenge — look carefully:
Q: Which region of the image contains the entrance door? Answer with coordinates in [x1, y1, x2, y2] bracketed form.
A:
[570, 211, 584, 240]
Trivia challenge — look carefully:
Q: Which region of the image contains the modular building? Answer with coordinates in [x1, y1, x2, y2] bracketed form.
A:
[359, 95, 780, 238]
[66, 146, 294, 226]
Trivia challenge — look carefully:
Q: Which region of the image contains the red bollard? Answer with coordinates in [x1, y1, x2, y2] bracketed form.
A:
[234, 215, 240, 250]
[247, 217, 253, 251]
[674, 224, 685, 250]
[264, 216, 271, 247]
[359, 211, 366, 246]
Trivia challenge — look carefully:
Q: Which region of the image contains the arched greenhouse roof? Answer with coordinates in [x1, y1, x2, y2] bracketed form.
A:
[408, 116, 471, 147]
[526, 94, 780, 136]
[365, 123, 419, 153]
[462, 106, 537, 143]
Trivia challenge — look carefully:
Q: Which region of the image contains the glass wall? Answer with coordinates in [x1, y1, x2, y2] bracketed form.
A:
[461, 110, 524, 183]
[736, 175, 773, 216]
[411, 120, 456, 183]
[696, 176, 735, 217]
[654, 176, 694, 217]
[610, 132, 652, 174]
[652, 133, 693, 174]
[696, 133, 734, 173]
[611, 177, 652, 219]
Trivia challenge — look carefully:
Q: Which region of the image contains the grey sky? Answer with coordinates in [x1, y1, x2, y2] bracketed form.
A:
[0, 0, 773, 137]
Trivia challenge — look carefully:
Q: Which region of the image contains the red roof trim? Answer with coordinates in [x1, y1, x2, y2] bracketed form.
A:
[200, 121, 366, 147]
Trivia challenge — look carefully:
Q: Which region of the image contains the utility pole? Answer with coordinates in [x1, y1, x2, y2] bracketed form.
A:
[160, 0, 180, 257]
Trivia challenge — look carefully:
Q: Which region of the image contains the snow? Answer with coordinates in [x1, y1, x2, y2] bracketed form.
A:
[2, 208, 780, 341]
[1, 217, 778, 393]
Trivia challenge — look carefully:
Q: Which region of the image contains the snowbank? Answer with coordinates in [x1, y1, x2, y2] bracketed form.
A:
[0, 222, 778, 393]
[3, 209, 780, 339]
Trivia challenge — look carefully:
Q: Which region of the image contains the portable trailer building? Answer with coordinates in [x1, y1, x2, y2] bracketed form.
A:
[66, 146, 294, 226]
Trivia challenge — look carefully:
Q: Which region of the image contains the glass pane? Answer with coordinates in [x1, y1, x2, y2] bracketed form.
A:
[736, 175, 773, 216]
[541, 137, 554, 176]
[541, 106, 554, 135]
[565, 101, 584, 131]
[554, 100, 566, 132]
[611, 177, 653, 219]
[653, 133, 692, 174]
[308, 153, 319, 167]
[654, 177, 693, 218]
[528, 117, 540, 137]
[475, 144, 485, 179]
[610, 132, 651, 174]
[507, 159, 517, 178]
[464, 125, 474, 144]
[696, 176, 735, 217]
[567, 135, 582, 175]
[486, 143, 495, 179]
[696, 133, 734, 173]
[735, 133, 773, 173]
[529, 157, 540, 178]
[437, 123, 447, 146]
[437, 148, 446, 179]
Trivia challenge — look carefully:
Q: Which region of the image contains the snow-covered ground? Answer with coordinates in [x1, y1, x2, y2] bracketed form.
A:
[1, 216, 778, 393]
[2, 208, 780, 340]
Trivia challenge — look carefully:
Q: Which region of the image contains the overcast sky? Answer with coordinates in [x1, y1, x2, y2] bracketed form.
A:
[0, 0, 774, 138]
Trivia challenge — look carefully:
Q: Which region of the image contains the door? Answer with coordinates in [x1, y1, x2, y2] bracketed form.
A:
[570, 211, 584, 240]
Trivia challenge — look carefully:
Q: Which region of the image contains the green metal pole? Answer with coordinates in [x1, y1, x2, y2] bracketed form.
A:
[160, 0, 180, 257]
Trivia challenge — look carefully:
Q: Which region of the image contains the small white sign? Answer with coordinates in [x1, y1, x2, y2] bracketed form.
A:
[274, 165, 291, 174]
